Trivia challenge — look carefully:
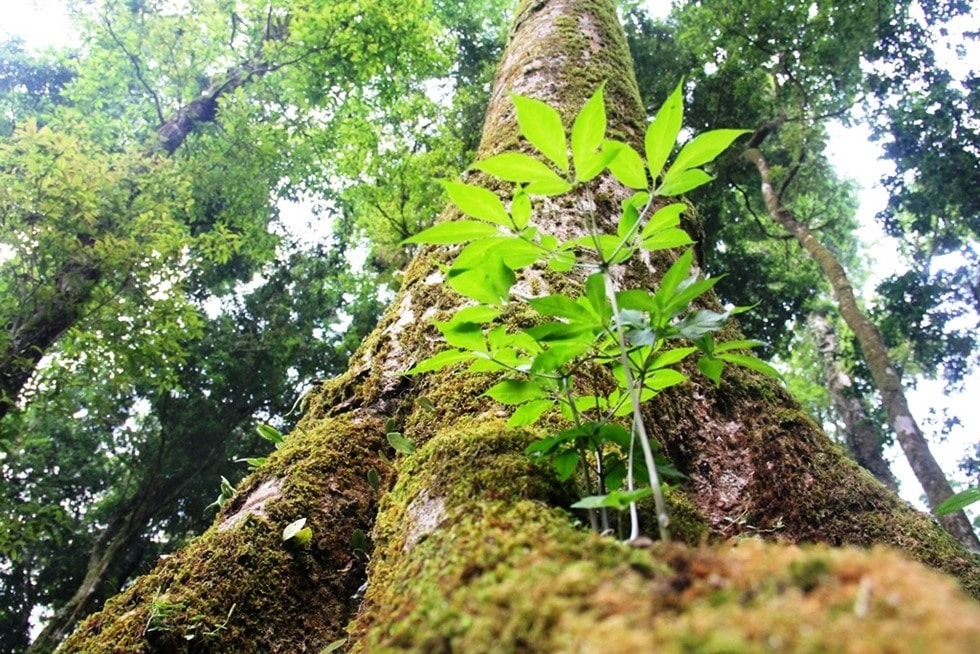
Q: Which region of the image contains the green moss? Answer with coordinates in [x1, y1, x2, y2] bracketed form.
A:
[62, 415, 390, 652]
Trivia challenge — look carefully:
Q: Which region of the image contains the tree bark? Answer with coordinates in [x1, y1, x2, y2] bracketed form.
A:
[60, 1, 980, 651]
[809, 312, 900, 492]
[745, 134, 980, 551]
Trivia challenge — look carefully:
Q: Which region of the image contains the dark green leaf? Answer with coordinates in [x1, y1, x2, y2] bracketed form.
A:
[554, 450, 581, 481]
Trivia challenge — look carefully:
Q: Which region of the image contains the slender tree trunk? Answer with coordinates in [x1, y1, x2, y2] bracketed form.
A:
[60, 1, 980, 651]
[745, 132, 980, 551]
[809, 312, 900, 491]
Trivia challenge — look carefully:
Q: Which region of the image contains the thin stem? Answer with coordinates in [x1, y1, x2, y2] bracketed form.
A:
[604, 272, 670, 541]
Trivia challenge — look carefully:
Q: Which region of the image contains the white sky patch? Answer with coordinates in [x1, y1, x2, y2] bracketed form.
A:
[1, 1, 75, 49]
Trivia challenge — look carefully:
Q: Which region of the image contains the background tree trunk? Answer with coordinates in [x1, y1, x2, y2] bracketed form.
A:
[809, 312, 899, 491]
[60, 1, 980, 651]
[745, 134, 979, 551]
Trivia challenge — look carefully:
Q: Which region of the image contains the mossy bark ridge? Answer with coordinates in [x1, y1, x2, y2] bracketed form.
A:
[61, 0, 980, 652]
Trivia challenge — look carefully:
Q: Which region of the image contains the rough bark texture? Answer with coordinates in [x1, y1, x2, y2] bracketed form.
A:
[745, 133, 979, 551]
[61, 1, 980, 652]
[809, 312, 900, 492]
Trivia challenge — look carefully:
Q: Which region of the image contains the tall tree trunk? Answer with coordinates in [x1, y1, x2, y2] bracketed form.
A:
[61, 1, 980, 651]
[745, 129, 980, 551]
[809, 312, 900, 491]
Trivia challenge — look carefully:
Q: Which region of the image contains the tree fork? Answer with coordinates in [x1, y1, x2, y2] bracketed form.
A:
[61, 1, 980, 651]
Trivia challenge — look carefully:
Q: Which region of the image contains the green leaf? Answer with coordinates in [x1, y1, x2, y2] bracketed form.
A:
[645, 81, 683, 180]
[512, 94, 569, 172]
[282, 518, 307, 542]
[713, 339, 764, 354]
[575, 146, 619, 183]
[448, 306, 501, 325]
[256, 424, 284, 446]
[321, 638, 348, 654]
[650, 346, 698, 369]
[528, 294, 595, 323]
[641, 228, 694, 252]
[641, 203, 685, 239]
[548, 249, 576, 271]
[507, 399, 554, 427]
[698, 356, 724, 385]
[936, 487, 980, 515]
[717, 352, 782, 379]
[605, 140, 648, 189]
[387, 432, 417, 455]
[448, 253, 515, 305]
[405, 349, 476, 375]
[439, 181, 511, 226]
[366, 468, 380, 492]
[644, 368, 688, 391]
[667, 129, 750, 174]
[403, 220, 500, 244]
[472, 153, 569, 195]
[663, 277, 721, 318]
[585, 272, 611, 322]
[571, 83, 607, 180]
[657, 168, 714, 196]
[554, 450, 581, 481]
[657, 250, 694, 302]
[435, 319, 485, 351]
[511, 187, 532, 230]
[484, 379, 549, 404]
[572, 487, 653, 509]
[675, 309, 729, 339]
[236, 457, 268, 469]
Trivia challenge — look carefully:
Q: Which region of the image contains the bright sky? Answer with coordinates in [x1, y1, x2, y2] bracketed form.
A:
[2, 1, 976, 509]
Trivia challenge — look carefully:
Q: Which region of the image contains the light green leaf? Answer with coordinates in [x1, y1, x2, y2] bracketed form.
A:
[387, 432, 417, 455]
[548, 249, 576, 271]
[282, 518, 307, 542]
[256, 423, 284, 446]
[605, 139, 648, 189]
[574, 146, 619, 183]
[448, 253, 516, 305]
[439, 180, 510, 226]
[645, 81, 683, 180]
[657, 250, 694, 303]
[435, 319, 485, 351]
[484, 379, 549, 404]
[641, 228, 694, 252]
[667, 129, 750, 174]
[403, 220, 501, 244]
[507, 399, 555, 427]
[571, 83, 607, 180]
[641, 203, 686, 239]
[644, 368, 688, 391]
[663, 277, 721, 318]
[405, 349, 477, 375]
[657, 168, 714, 196]
[448, 306, 501, 325]
[511, 188, 532, 230]
[472, 153, 567, 191]
[650, 346, 698, 369]
[572, 487, 653, 509]
[936, 487, 980, 515]
[321, 638, 348, 654]
[528, 294, 595, 323]
[512, 94, 569, 172]
[717, 352, 781, 379]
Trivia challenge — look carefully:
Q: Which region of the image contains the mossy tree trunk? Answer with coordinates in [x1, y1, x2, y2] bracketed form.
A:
[60, 1, 980, 651]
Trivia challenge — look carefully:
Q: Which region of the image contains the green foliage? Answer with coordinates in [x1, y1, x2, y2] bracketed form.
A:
[936, 488, 980, 516]
[405, 84, 775, 540]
